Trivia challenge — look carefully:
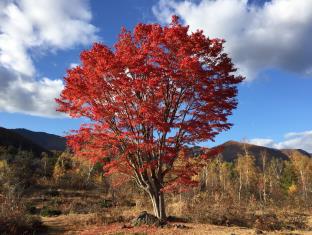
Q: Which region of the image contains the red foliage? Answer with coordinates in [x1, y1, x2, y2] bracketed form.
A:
[56, 16, 243, 191]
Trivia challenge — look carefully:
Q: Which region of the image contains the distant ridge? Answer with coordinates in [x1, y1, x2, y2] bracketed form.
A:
[1, 127, 310, 162]
[11, 128, 66, 151]
[210, 140, 311, 164]
[0, 127, 49, 156]
[281, 149, 311, 158]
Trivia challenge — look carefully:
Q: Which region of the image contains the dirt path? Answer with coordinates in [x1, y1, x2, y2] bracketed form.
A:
[40, 214, 312, 235]
[80, 223, 312, 235]
[41, 214, 93, 235]
[80, 223, 257, 235]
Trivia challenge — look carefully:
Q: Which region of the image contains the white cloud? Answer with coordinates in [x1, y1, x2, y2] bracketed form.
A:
[0, 0, 98, 117]
[246, 130, 312, 153]
[0, 66, 64, 117]
[246, 138, 275, 147]
[69, 63, 79, 69]
[153, 0, 312, 80]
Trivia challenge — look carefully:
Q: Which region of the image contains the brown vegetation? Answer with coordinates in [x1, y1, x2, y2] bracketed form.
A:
[0, 143, 312, 234]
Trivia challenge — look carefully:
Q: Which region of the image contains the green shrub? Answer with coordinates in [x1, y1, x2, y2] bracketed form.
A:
[99, 199, 114, 208]
[40, 207, 62, 217]
[45, 189, 60, 197]
[26, 204, 37, 215]
[122, 199, 136, 207]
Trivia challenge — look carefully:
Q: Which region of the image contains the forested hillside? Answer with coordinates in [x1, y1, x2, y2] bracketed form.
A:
[12, 128, 66, 151]
[0, 127, 49, 156]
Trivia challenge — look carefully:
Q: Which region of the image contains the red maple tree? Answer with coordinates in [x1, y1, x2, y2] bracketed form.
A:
[56, 16, 243, 220]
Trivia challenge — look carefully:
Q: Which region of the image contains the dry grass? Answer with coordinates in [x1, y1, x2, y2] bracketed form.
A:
[3, 186, 311, 235]
[37, 201, 312, 235]
[0, 193, 45, 235]
[167, 200, 187, 217]
[79, 222, 312, 235]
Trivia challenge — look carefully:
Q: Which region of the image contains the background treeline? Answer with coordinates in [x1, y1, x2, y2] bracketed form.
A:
[197, 150, 312, 208]
[164, 148, 312, 231]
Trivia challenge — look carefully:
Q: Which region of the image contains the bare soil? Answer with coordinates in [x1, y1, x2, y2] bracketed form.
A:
[41, 213, 312, 235]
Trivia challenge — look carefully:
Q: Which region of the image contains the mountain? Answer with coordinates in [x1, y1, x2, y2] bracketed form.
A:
[281, 149, 312, 159]
[0, 127, 49, 156]
[1, 126, 310, 162]
[11, 128, 66, 151]
[214, 141, 289, 164]
[210, 141, 311, 164]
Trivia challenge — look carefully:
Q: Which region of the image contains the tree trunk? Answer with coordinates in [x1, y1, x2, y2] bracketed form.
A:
[299, 170, 307, 200]
[148, 190, 166, 220]
[238, 169, 242, 204]
[262, 152, 268, 204]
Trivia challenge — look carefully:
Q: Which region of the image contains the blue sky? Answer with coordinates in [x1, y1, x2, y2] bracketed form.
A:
[0, 0, 311, 151]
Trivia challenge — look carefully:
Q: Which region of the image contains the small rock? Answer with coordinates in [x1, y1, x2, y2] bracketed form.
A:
[121, 224, 133, 229]
[174, 224, 189, 229]
[255, 229, 263, 234]
[131, 211, 162, 226]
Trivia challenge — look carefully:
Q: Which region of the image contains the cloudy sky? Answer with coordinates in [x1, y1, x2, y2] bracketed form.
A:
[0, 0, 311, 152]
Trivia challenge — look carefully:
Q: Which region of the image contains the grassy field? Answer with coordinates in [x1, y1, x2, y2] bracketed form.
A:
[18, 187, 311, 235]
